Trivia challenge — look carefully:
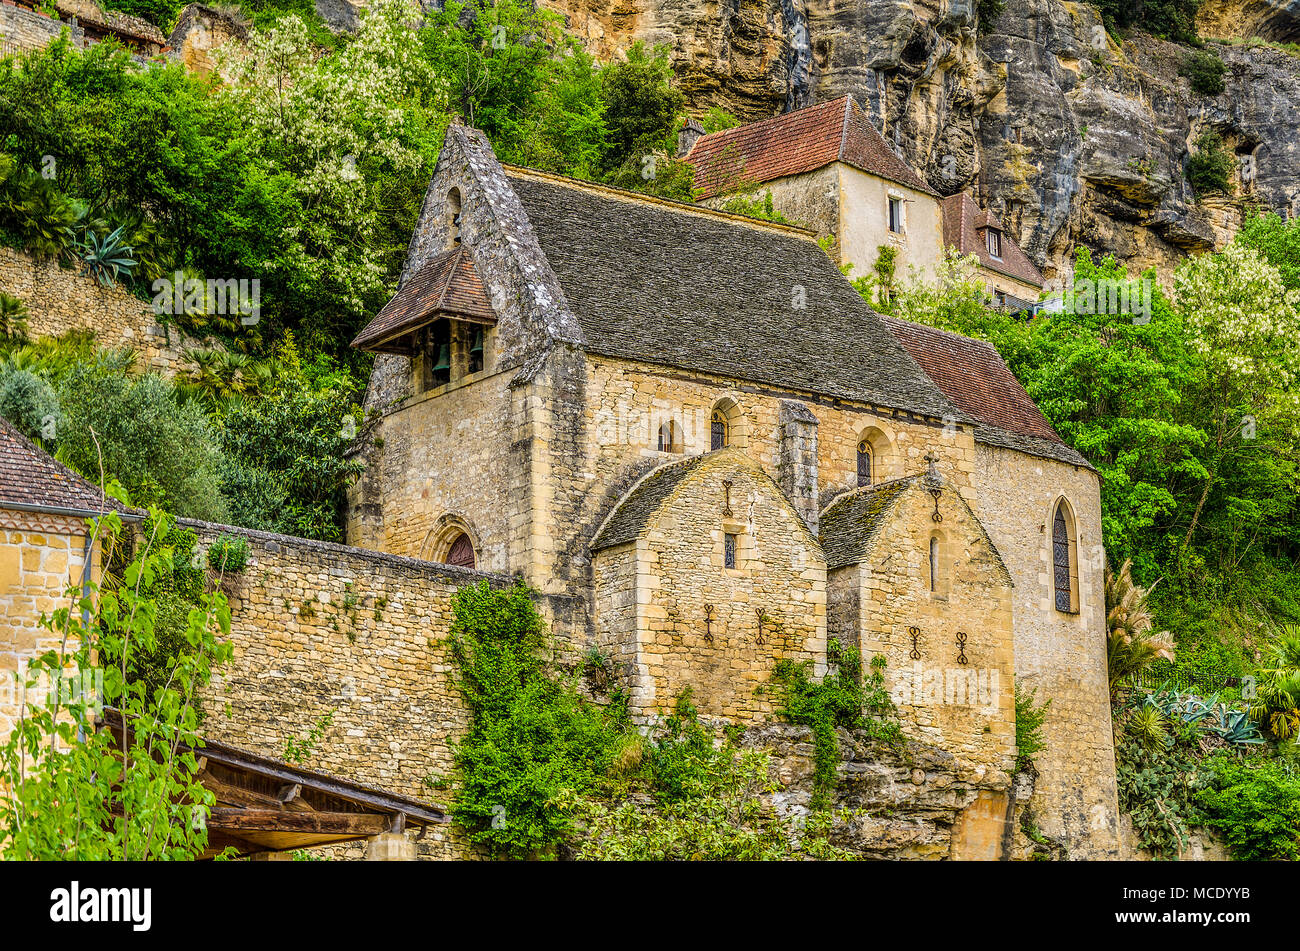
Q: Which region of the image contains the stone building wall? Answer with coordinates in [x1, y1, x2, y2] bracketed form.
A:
[0, 506, 97, 739]
[561, 354, 977, 585]
[593, 450, 826, 721]
[0, 0, 82, 53]
[838, 481, 1018, 777]
[969, 443, 1119, 858]
[701, 164, 841, 249]
[182, 518, 583, 860]
[838, 164, 946, 284]
[0, 247, 207, 376]
[345, 365, 518, 572]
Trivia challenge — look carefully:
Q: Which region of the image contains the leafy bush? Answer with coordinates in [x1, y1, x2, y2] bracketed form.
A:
[1183, 50, 1227, 95]
[449, 581, 630, 858]
[217, 345, 363, 541]
[769, 639, 899, 808]
[1188, 130, 1234, 195]
[0, 368, 58, 441]
[0, 501, 231, 860]
[0, 170, 77, 261]
[57, 365, 228, 520]
[1014, 685, 1051, 772]
[207, 533, 249, 573]
[1114, 713, 1209, 857]
[1198, 756, 1300, 860]
[0, 292, 28, 341]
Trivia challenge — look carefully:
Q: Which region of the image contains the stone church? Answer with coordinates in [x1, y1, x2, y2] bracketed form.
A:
[345, 121, 1120, 858]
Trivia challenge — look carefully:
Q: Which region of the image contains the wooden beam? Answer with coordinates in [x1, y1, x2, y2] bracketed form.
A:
[209, 807, 389, 836]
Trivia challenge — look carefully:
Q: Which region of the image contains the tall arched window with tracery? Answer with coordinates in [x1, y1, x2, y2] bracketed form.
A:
[1052, 502, 1075, 612]
[857, 440, 873, 487]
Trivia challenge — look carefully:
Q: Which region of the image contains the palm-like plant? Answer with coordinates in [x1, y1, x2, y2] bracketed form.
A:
[0, 292, 29, 341]
[1248, 624, 1300, 740]
[180, 348, 251, 406]
[1106, 558, 1174, 693]
[2, 171, 78, 261]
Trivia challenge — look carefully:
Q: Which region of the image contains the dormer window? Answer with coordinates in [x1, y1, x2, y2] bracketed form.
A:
[986, 228, 1001, 259]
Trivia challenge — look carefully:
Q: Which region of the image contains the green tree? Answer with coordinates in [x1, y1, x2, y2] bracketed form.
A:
[57, 362, 229, 521]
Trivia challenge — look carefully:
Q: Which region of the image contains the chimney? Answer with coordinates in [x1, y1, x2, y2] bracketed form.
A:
[676, 117, 705, 158]
[778, 400, 820, 535]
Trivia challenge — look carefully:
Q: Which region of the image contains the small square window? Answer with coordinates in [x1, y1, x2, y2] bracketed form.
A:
[724, 533, 737, 569]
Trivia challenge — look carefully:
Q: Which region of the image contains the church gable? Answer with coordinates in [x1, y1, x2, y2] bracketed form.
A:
[591, 448, 826, 721]
[821, 473, 1016, 773]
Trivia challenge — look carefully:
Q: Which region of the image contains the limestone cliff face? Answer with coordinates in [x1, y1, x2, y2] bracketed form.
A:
[542, 0, 1300, 283]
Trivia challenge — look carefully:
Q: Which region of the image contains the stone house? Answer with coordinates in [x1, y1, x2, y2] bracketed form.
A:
[941, 191, 1046, 311]
[346, 121, 1120, 858]
[0, 417, 136, 739]
[678, 98, 1046, 308]
[678, 95, 946, 283]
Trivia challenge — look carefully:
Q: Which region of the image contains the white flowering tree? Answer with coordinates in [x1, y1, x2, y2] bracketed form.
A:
[223, 0, 448, 342]
[1173, 242, 1300, 549]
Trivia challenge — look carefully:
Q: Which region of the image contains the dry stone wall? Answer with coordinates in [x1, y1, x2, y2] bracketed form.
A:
[0, 247, 209, 376]
[183, 518, 583, 860]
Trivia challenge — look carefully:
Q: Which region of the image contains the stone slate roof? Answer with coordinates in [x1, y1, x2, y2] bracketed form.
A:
[683, 96, 938, 200]
[818, 477, 916, 570]
[506, 171, 962, 421]
[591, 452, 712, 551]
[352, 247, 496, 353]
[941, 192, 1044, 289]
[0, 416, 129, 516]
[880, 315, 1093, 469]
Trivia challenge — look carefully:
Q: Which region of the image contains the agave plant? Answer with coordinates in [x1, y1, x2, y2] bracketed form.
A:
[76, 225, 137, 287]
[104, 206, 175, 284]
[1145, 688, 1264, 745]
[0, 292, 29, 341]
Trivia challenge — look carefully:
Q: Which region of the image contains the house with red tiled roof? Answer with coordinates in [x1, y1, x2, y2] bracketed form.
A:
[0, 415, 137, 737]
[678, 96, 946, 283]
[941, 192, 1046, 311]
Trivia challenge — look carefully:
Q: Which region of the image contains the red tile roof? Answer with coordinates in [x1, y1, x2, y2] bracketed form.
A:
[352, 247, 497, 353]
[682, 96, 938, 200]
[880, 315, 1064, 445]
[941, 192, 1044, 289]
[0, 416, 129, 517]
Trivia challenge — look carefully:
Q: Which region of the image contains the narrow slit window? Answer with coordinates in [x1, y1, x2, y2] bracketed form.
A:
[658, 421, 679, 453]
[724, 532, 737, 569]
[929, 536, 938, 593]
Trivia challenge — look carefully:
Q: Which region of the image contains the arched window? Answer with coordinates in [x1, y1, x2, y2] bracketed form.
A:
[710, 410, 727, 451]
[1052, 501, 1076, 613]
[658, 420, 681, 453]
[444, 531, 475, 569]
[929, 536, 939, 593]
[447, 188, 463, 247]
[857, 440, 873, 487]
